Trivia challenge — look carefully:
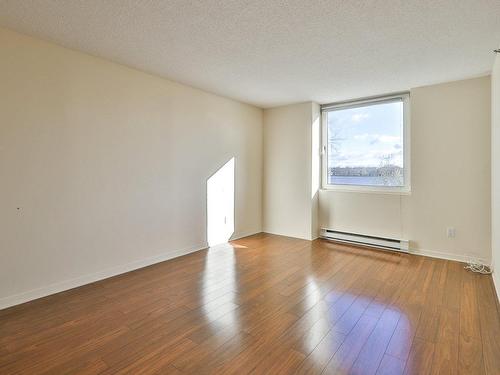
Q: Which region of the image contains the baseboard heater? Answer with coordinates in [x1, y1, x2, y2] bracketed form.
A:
[320, 228, 409, 253]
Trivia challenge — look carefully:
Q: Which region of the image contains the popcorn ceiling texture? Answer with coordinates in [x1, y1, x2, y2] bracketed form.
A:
[0, 0, 499, 107]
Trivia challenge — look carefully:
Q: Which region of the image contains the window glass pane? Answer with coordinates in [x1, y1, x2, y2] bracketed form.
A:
[327, 100, 404, 187]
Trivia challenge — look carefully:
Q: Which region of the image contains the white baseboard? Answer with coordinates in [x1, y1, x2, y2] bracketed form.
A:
[262, 229, 312, 241]
[319, 235, 487, 265]
[230, 230, 262, 241]
[0, 242, 208, 311]
[409, 247, 489, 265]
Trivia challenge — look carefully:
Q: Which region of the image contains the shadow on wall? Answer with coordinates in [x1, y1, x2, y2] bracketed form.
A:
[207, 157, 235, 247]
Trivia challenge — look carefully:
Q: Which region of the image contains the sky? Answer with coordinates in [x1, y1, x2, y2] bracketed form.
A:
[327, 100, 403, 168]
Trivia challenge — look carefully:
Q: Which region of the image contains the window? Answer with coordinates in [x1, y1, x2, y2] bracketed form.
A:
[322, 93, 410, 193]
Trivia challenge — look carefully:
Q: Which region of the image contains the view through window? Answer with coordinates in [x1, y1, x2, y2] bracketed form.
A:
[324, 95, 408, 189]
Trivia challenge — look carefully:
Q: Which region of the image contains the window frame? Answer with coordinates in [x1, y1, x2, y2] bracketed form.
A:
[321, 93, 411, 194]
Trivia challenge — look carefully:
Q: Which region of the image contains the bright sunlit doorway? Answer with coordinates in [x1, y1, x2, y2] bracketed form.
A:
[207, 157, 235, 247]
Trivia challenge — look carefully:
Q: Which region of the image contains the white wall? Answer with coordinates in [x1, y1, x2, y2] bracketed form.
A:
[492, 53, 500, 300]
[0, 28, 263, 308]
[311, 103, 321, 239]
[263, 102, 320, 240]
[320, 76, 491, 263]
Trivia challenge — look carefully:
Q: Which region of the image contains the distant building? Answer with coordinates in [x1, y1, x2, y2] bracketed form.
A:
[330, 165, 403, 178]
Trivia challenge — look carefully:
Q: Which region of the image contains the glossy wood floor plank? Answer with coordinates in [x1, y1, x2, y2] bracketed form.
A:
[0, 233, 499, 374]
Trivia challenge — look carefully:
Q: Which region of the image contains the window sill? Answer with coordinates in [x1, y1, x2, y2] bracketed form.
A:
[321, 185, 411, 195]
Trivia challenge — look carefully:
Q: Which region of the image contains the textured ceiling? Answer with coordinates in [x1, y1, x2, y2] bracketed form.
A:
[1, 1, 499, 108]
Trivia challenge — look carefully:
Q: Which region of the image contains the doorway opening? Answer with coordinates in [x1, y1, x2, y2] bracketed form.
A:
[207, 158, 235, 247]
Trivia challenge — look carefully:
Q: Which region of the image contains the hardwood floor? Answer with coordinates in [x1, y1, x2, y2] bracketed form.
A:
[1, 233, 499, 374]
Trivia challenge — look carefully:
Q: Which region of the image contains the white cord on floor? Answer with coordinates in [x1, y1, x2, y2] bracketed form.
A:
[464, 261, 492, 274]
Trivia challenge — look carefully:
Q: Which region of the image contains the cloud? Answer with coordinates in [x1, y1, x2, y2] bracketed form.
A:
[353, 133, 371, 141]
[351, 113, 369, 123]
[353, 133, 401, 144]
[378, 135, 400, 143]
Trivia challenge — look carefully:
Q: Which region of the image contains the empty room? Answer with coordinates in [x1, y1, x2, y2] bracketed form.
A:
[1, 1, 500, 374]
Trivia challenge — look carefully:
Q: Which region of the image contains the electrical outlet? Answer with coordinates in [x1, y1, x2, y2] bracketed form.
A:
[447, 227, 456, 238]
